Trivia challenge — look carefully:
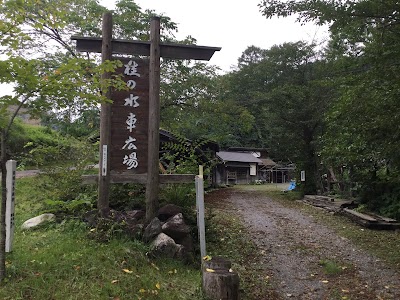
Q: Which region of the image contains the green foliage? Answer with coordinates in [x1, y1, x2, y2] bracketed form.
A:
[160, 133, 218, 177]
[4, 120, 95, 169]
[222, 42, 332, 193]
[319, 259, 343, 276]
[87, 215, 129, 243]
[41, 107, 100, 139]
[2, 218, 202, 299]
[108, 183, 146, 210]
[259, 0, 400, 216]
[34, 143, 97, 216]
[160, 184, 196, 209]
[44, 198, 94, 216]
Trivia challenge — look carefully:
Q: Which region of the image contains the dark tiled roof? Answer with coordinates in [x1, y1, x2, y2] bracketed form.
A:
[217, 151, 262, 163]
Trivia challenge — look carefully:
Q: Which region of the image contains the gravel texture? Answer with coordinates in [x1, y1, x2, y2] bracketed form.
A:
[207, 188, 400, 300]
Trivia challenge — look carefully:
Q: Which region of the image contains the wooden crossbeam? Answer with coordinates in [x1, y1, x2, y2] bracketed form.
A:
[71, 36, 221, 60]
[82, 174, 196, 185]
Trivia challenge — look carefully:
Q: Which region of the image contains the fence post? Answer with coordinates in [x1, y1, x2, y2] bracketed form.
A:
[195, 166, 206, 260]
[5, 160, 16, 252]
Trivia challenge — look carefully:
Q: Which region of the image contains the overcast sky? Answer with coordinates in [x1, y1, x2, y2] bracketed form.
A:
[104, 0, 327, 72]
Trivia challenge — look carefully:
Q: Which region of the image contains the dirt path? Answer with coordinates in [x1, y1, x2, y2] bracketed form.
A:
[207, 188, 400, 300]
[15, 170, 40, 178]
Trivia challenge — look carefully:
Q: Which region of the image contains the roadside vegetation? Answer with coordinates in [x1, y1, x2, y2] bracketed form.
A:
[1, 177, 199, 299]
[2, 178, 277, 299]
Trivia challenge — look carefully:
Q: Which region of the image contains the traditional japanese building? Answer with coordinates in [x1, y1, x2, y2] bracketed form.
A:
[215, 150, 263, 185]
[215, 147, 295, 185]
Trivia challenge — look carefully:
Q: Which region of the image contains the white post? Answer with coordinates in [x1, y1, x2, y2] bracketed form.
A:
[195, 165, 206, 260]
[6, 160, 16, 252]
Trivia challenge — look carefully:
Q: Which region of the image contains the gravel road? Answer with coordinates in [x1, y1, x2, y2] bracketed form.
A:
[208, 188, 400, 300]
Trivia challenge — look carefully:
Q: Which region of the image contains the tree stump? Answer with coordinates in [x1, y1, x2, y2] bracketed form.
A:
[202, 257, 240, 300]
[203, 256, 232, 270]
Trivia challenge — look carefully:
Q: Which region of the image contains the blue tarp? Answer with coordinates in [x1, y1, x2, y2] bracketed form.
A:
[287, 181, 296, 191]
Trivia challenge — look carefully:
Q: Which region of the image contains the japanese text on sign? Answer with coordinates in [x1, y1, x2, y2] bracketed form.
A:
[122, 59, 140, 170]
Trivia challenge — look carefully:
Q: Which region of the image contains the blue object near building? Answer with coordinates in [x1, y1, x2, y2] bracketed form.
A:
[288, 180, 296, 191]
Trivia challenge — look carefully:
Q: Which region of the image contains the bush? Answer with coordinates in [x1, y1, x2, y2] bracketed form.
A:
[7, 119, 95, 169]
[108, 183, 146, 210]
[359, 174, 400, 220]
[159, 184, 196, 209]
[35, 142, 98, 216]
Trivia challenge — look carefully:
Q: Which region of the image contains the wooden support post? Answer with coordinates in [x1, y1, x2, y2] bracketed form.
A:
[98, 12, 113, 216]
[145, 17, 161, 222]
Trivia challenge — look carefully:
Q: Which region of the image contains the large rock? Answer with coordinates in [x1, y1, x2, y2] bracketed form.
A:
[149, 233, 184, 259]
[143, 217, 162, 243]
[157, 204, 183, 222]
[162, 213, 190, 240]
[21, 213, 56, 229]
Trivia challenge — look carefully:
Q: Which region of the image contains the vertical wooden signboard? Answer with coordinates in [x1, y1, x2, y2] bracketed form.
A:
[72, 13, 220, 221]
[111, 59, 149, 174]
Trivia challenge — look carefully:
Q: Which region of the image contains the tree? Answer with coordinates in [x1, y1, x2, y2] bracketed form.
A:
[237, 45, 267, 68]
[259, 0, 400, 217]
[159, 58, 255, 147]
[222, 42, 334, 193]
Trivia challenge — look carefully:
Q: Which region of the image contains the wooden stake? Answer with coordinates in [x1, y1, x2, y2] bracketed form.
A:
[196, 175, 206, 259]
[0, 129, 7, 280]
[145, 17, 161, 222]
[98, 12, 113, 216]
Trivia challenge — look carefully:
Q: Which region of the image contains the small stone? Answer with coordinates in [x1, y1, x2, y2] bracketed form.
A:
[149, 233, 184, 259]
[21, 213, 55, 229]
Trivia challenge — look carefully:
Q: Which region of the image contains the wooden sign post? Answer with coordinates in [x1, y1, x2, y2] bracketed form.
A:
[72, 13, 220, 221]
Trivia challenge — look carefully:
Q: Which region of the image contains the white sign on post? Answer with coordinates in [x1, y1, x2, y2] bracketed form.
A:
[301, 170, 306, 182]
[6, 160, 16, 252]
[102, 145, 108, 176]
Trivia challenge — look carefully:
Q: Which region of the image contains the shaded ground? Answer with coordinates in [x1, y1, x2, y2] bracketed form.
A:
[206, 187, 400, 300]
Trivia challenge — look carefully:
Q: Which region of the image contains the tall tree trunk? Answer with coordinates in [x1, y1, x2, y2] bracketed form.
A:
[0, 129, 7, 281]
[302, 126, 318, 194]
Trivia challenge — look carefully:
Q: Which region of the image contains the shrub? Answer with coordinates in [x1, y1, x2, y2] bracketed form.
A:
[159, 183, 196, 209]
[108, 183, 146, 210]
[7, 119, 95, 169]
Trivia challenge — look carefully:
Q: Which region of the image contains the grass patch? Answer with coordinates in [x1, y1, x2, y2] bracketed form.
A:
[318, 259, 343, 276]
[1, 177, 204, 299]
